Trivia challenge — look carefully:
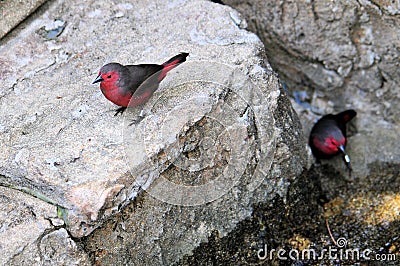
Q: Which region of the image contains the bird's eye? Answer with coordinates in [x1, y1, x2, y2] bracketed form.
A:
[107, 75, 112, 79]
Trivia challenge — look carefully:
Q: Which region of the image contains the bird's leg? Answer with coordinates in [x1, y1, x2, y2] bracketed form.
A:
[114, 107, 127, 116]
[128, 109, 145, 126]
[139, 109, 144, 117]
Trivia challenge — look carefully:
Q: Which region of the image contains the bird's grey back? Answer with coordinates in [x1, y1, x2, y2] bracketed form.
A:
[125, 64, 163, 93]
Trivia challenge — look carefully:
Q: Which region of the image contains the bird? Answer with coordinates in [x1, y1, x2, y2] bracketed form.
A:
[93, 53, 189, 119]
[309, 109, 357, 176]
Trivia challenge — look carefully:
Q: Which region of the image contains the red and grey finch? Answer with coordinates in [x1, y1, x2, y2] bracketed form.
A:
[93, 53, 189, 116]
[309, 109, 357, 176]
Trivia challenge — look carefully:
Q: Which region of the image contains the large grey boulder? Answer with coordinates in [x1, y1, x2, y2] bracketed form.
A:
[0, 0, 306, 263]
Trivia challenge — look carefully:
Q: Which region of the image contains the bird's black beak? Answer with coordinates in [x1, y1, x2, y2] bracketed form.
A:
[338, 145, 346, 154]
[92, 75, 104, 84]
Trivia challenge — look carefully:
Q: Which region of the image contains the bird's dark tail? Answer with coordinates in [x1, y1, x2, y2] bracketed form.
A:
[158, 53, 189, 80]
[162, 53, 189, 67]
[336, 109, 357, 123]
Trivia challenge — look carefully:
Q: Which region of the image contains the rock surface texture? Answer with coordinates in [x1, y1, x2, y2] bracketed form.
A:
[0, 0, 307, 264]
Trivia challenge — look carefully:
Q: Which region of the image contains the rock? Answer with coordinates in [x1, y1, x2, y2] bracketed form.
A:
[0, 186, 52, 265]
[83, 75, 307, 265]
[224, 0, 400, 176]
[0, 0, 307, 263]
[39, 228, 90, 265]
[0, 0, 48, 39]
[0, 185, 88, 265]
[348, 121, 400, 177]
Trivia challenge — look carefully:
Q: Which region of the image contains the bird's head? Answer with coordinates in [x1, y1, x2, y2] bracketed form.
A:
[92, 63, 123, 89]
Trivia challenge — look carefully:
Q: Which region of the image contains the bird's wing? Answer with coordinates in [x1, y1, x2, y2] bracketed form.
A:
[125, 64, 163, 93]
[125, 64, 164, 105]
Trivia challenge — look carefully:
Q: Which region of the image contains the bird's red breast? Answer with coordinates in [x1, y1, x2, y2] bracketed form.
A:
[97, 70, 133, 107]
